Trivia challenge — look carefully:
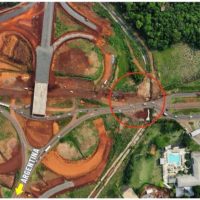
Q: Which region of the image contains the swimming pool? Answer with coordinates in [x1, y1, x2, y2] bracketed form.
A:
[167, 152, 181, 166]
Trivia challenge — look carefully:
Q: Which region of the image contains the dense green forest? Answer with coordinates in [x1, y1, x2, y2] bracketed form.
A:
[114, 3, 200, 50]
[0, 3, 19, 8]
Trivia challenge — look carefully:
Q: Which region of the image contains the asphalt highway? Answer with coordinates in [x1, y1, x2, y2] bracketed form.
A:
[0, 3, 34, 22]
[41, 2, 54, 47]
[39, 180, 74, 198]
[1, 2, 200, 198]
[0, 108, 29, 194]
[14, 92, 200, 122]
[60, 2, 98, 31]
[53, 32, 95, 50]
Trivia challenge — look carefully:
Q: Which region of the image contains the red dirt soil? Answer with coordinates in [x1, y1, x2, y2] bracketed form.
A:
[0, 33, 33, 67]
[25, 120, 54, 148]
[50, 141, 112, 197]
[53, 3, 94, 40]
[68, 3, 112, 37]
[42, 118, 112, 179]
[16, 112, 54, 148]
[54, 77, 95, 91]
[100, 53, 112, 85]
[134, 108, 148, 119]
[0, 145, 21, 174]
[53, 47, 90, 75]
[0, 174, 15, 188]
[30, 177, 65, 197]
[0, 3, 44, 48]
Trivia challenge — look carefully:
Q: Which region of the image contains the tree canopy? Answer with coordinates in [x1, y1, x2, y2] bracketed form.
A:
[114, 3, 200, 50]
[0, 3, 19, 8]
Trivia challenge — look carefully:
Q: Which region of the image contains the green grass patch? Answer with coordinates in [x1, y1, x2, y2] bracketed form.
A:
[101, 114, 137, 174]
[171, 108, 200, 115]
[57, 117, 72, 129]
[59, 120, 99, 159]
[79, 98, 108, 108]
[51, 112, 65, 116]
[56, 183, 96, 198]
[55, 17, 69, 38]
[60, 134, 84, 158]
[50, 99, 73, 108]
[177, 80, 200, 92]
[115, 76, 137, 92]
[0, 113, 16, 140]
[1, 187, 12, 198]
[99, 163, 125, 198]
[122, 119, 184, 193]
[92, 3, 142, 88]
[171, 96, 200, 104]
[55, 14, 83, 38]
[57, 39, 104, 81]
[29, 163, 46, 183]
[180, 132, 200, 152]
[153, 43, 200, 91]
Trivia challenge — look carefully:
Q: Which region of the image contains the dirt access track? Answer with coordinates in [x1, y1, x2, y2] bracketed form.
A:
[42, 118, 112, 180]
[16, 113, 54, 148]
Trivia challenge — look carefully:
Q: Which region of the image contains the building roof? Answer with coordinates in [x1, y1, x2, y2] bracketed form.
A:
[191, 129, 200, 137]
[32, 82, 48, 116]
[122, 187, 138, 198]
[176, 187, 184, 198]
[177, 152, 200, 187]
[192, 152, 200, 179]
[160, 158, 165, 165]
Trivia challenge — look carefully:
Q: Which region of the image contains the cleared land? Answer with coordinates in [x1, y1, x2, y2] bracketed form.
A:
[0, 33, 33, 72]
[58, 120, 99, 160]
[42, 118, 111, 179]
[153, 43, 200, 91]
[53, 38, 104, 81]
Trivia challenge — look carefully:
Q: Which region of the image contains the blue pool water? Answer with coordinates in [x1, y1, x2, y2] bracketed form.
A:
[167, 152, 181, 166]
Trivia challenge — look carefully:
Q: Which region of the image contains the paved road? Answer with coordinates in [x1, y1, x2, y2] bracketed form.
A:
[11, 91, 200, 197]
[88, 128, 145, 198]
[0, 3, 34, 22]
[53, 32, 95, 50]
[16, 97, 163, 120]
[41, 2, 54, 47]
[1, 1, 199, 197]
[16, 92, 200, 121]
[39, 180, 74, 198]
[0, 107, 30, 197]
[60, 2, 98, 31]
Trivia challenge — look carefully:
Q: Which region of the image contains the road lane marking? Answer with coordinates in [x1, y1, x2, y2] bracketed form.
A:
[15, 148, 40, 195]
[15, 183, 24, 196]
[21, 148, 40, 184]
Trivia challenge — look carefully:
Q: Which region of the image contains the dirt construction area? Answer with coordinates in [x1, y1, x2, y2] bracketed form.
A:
[0, 32, 33, 71]
[52, 38, 103, 78]
[42, 118, 112, 179]
[0, 144, 21, 174]
[0, 1, 133, 196]
[15, 113, 54, 148]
